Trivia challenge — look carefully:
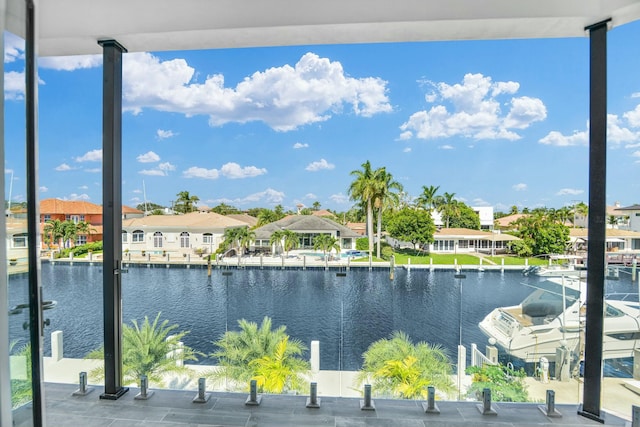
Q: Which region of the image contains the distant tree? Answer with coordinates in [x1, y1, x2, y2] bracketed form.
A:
[372, 167, 403, 259]
[174, 191, 199, 214]
[385, 207, 435, 251]
[210, 203, 241, 215]
[509, 205, 519, 215]
[136, 202, 165, 212]
[269, 230, 285, 254]
[509, 212, 569, 256]
[608, 215, 618, 227]
[274, 204, 286, 219]
[416, 185, 440, 212]
[257, 209, 280, 226]
[282, 230, 299, 256]
[312, 201, 321, 211]
[43, 219, 65, 248]
[448, 203, 480, 229]
[61, 221, 79, 248]
[436, 192, 459, 228]
[299, 208, 313, 215]
[150, 209, 164, 215]
[349, 161, 381, 255]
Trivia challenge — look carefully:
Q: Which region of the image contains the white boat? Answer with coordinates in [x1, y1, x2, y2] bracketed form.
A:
[522, 264, 585, 277]
[478, 277, 640, 363]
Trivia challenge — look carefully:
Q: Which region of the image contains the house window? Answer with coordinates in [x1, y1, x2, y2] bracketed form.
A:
[13, 233, 28, 248]
[43, 214, 51, 222]
[70, 215, 81, 223]
[153, 232, 163, 248]
[180, 232, 190, 248]
[76, 235, 87, 245]
[132, 230, 144, 243]
[203, 233, 213, 244]
[122, 231, 128, 243]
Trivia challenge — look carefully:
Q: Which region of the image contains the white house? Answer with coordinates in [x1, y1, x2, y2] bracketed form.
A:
[122, 211, 248, 256]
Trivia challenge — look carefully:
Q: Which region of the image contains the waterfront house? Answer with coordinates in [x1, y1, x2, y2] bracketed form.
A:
[122, 211, 248, 257]
[429, 227, 519, 254]
[39, 198, 143, 248]
[569, 228, 640, 254]
[252, 215, 359, 254]
[613, 204, 640, 231]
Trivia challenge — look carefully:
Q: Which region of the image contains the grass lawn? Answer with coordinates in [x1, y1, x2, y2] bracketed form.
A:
[355, 248, 539, 266]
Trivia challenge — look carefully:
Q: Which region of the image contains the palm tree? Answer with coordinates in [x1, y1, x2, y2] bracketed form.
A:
[75, 220, 96, 243]
[61, 220, 79, 248]
[238, 228, 256, 255]
[282, 230, 299, 256]
[372, 168, 403, 259]
[87, 313, 199, 387]
[416, 185, 440, 211]
[257, 209, 279, 226]
[312, 234, 340, 259]
[355, 331, 454, 399]
[175, 191, 199, 214]
[312, 201, 321, 211]
[269, 230, 285, 255]
[509, 205, 519, 215]
[250, 336, 309, 393]
[210, 317, 309, 392]
[43, 219, 65, 248]
[436, 192, 459, 228]
[348, 161, 380, 255]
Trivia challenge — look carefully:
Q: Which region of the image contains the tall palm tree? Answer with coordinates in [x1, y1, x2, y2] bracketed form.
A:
[175, 191, 199, 214]
[282, 230, 299, 256]
[238, 228, 256, 255]
[416, 185, 440, 211]
[61, 220, 78, 248]
[43, 219, 65, 248]
[437, 192, 459, 228]
[210, 317, 309, 392]
[373, 168, 403, 259]
[75, 220, 96, 243]
[348, 161, 380, 255]
[269, 230, 285, 255]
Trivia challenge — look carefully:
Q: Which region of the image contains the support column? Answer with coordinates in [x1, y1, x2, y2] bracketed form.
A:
[99, 39, 129, 400]
[26, 1, 46, 425]
[579, 18, 610, 423]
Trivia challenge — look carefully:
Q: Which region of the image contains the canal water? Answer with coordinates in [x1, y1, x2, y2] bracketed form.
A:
[8, 263, 637, 372]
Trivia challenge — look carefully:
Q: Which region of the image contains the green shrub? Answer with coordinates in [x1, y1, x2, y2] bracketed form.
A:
[356, 237, 369, 251]
[381, 246, 394, 260]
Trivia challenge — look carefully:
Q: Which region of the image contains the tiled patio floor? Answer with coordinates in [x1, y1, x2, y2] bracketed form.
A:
[13, 382, 631, 427]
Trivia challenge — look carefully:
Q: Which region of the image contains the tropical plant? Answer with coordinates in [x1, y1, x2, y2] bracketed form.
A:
[174, 190, 199, 214]
[282, 230, 299, 256]
[61, 220, 79, 248]
[312, 234, 340, 258]
[385, 207, 435, 251]
[257, 208, 280, 226]
[355, 331, 454, 399]
[269, 230, 285, 255]
[43, 219, 65, 248]
[87, 313, 199, 387]
[436, 192, 459, 228]
[348, 161, 381, 255]
[10, 341, 32, 408]
[466, 363, 529, 402]
[448, 203, 480, 230]
[509, 212, 570, 256]
[311, 201, 321, 211]
[372, 167, 403, 259]
[209, 317, 309, 393]
[210, 203, 242, 215]
[416, 185, 440, 211]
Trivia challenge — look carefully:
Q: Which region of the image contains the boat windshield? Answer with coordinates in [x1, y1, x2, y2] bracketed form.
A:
[520, 279, 582, 320]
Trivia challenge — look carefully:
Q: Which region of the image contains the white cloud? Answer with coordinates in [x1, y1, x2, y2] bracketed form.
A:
[439, 145, 454, 150]
[5, 71, 25, 100]
[330, 193, 350, 204]
[4, 32, 24, 63]
[122, 52, 391, 131]
[539, 129, 588, 146]
[55, 163, 73, 171]
[632, 93, 640, 98]
[512, 183, 527, 191]
[132, 189, 142, 194]
[137, 151, 161, 163]
[293, 142, 309, 149]
[220, 162, 267, 179]
[304, 193, 317, 199]
[183, 166, 220, 180]
[67, 193, 91, 201]
[399, 73, 546, 141]
[403, 147, 412, 153]
[306, 159, 335, 171]
[78, 185, 89, 190]
[473, 198, 491, 206]
[556, 188, 584, 196]
[212, 188, 285, 206]
[84, 168, 101, 173]
[140, 162, 176, 177]
[626, 142, 640, 149]
[39, 55, 102, 71]
[623, 105, 640, 128]
[157, 129, 176, 139]
[40, 186, 48, 192]
[75, 149, 102, 162]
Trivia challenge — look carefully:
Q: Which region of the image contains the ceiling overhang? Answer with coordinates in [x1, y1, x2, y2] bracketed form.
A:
[6, 0, 640, 56]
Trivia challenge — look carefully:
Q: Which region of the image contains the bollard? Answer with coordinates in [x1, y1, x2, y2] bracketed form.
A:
[538, 390, 561, 418]
[422, 386, 440, 414]
[632, 405, 639, 427]
[135, 375, 154, 400]
[51, 330, 63, 362]
[72, 371, 93, 396]
[360, 384, 375, 410]
[476, 388, 497, 415]
[306, 382, 321, 408]
[192, 377, 211, 403]
[310, 341, 320, 372]
[245, 379, 262, 405]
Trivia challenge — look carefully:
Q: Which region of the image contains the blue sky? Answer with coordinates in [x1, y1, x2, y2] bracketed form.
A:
[4, 21, 640, 213]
